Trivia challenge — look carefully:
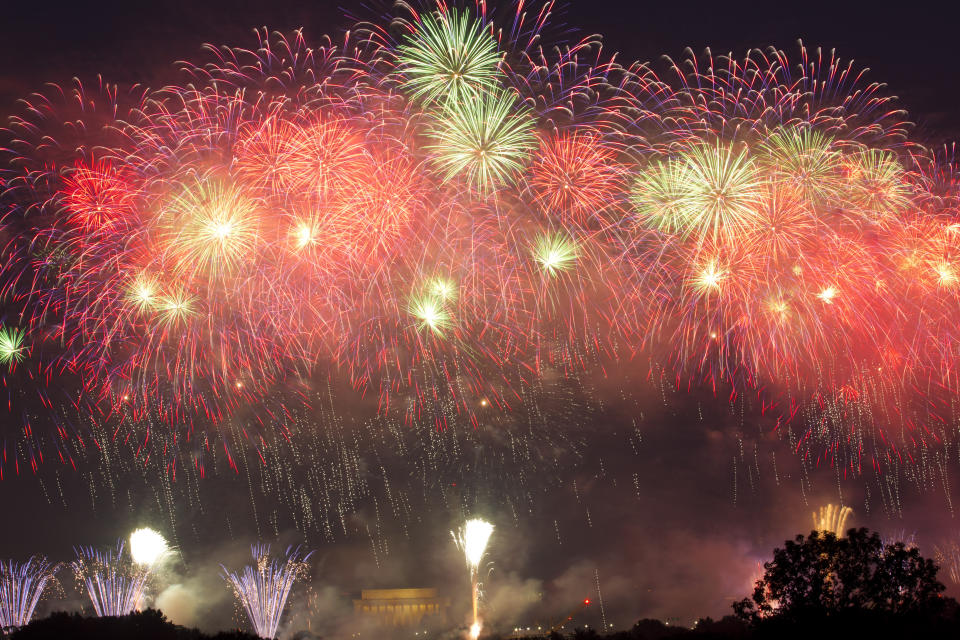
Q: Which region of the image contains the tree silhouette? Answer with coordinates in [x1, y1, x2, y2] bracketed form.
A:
[734, 527, 945, 624]
[9, 609, 260, 640]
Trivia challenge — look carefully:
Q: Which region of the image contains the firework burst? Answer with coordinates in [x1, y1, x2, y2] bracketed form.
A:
[426, 89, 536, 193]
[0, 328, 26, 368]
[397, 8, 503, 106]
[0, 0, 959, 518]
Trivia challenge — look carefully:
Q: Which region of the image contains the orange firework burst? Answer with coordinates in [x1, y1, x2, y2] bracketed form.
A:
[233, 116, 301, 192]
[333, 148, 421, 261]
[283, 117, 370, 197]
[528, 131, 623, 224]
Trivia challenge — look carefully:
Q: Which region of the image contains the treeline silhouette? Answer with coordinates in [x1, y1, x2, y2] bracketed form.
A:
[513, 528, 960, 640]
[6, 528, 960, 639]
[5, 609, 258, 640]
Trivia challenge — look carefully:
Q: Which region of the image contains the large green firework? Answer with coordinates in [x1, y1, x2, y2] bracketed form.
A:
[682, 142, 764, 241]
[843, 148, 910, 220]
[633, 143, 763, 241]
[759, 126, 841, 205]
[0, 327, 26, 366]
[532, 231, 579, 277]
[397, 9, 503, 105]
[426, 90, 536, 193]
[408, 291, 453, 337]
[630, 158, 693, 236]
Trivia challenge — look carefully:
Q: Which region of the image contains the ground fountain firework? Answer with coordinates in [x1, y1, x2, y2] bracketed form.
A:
[454, 518, 494, 638]
[71, 542, 151, 617]
[221, 545, 312, 639]
[813, 505, 854, 535]
[0, 557, 59, 630]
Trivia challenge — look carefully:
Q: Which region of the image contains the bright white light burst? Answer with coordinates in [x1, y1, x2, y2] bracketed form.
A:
[129, 528, 169, 566]
[460, 518, 494, 568]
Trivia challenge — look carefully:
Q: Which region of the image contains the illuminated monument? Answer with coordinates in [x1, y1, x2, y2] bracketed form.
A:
[353, 588, 450, 628]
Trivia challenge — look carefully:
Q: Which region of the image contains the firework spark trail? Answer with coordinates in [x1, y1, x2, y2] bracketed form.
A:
[594, 568, 608, 631]
[0, 557, 58, 630]
[72, 542, 151, 617]
[221, 544, 312, 639]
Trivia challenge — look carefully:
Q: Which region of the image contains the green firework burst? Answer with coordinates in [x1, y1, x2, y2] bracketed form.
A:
[759, 126, 841, 205]
[397, 9, 502, 105]
[632, 143, 763, 241]
[408, 291, 453, 337]
[0, 327, 26, 366]
[532, 231, 579, 277]
[426, 90, 536, 193]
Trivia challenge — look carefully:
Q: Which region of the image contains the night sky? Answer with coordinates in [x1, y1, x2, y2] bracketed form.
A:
[2, 0, 960, 637]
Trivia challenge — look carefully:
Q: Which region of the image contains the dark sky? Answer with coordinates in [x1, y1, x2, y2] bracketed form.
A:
[2, 0, 960, 636]
[3, 0, 959, 134]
